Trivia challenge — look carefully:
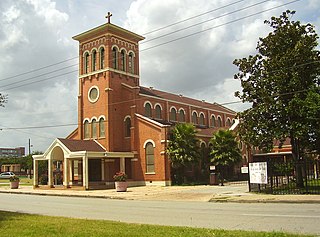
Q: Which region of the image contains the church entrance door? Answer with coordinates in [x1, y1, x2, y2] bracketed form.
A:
[88, 159, 101, 182]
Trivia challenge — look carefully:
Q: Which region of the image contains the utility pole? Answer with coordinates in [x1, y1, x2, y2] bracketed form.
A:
[28, 138, 32, 155]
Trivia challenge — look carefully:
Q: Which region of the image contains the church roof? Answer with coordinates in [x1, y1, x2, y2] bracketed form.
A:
[72, 23, 145, 42]
[139, 86, 235, 115]
[58, 138, 105, 152]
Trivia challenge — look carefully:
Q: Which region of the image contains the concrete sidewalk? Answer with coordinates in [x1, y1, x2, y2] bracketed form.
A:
[1, 184, 320, 203]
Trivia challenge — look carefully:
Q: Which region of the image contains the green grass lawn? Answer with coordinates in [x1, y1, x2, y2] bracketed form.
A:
[0, 211, 313, 237]
[0, 177, 33, 186]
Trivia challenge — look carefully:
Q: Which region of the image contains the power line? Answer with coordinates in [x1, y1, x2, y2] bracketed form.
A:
[1, 0, 300, 91]
[0, 87, 315, 131]
[141, 0, 301, 51]
[3, 56, 318, 118]
[0, 64, 78, 89]
[141, 0, 272, 44]
[3, 70, 78, 91]
[142, 0, 245, 35]
[0, 0, 262, 83]
[0, 57, 78, 82]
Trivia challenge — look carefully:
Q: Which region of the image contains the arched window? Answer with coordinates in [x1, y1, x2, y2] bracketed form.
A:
[84, 52, 89, 74]
[211, 115, 216, 127]
[179, 109, 185, 122]
[144, 102, 152, 118]
[99, 117, 105, 137]
[124, 117, 131, 137]
[192, 111, 198, 124]
[225, 118, 231, 127]
[170, 107, 177, 121]
[217, 116, 222, 127]
[92, 50, 97, 71]
[91, 118, 97, 138]
[120, 49, 126, 71]
[99, 47, 105, 69]
[84, 120, 90, 139]
[145, 142, 155, 173]
[155, 105, 162, 119]
[199, 113, 205, 126]
[112, 47, 118, 69]
[128, 52, 134, 74]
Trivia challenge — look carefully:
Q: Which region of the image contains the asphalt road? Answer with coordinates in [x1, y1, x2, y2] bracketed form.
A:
[0, 193, 319, 235]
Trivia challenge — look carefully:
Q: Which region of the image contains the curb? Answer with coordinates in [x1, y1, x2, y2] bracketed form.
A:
[0, 190, 127, 200]
[1, 190, 320, 203]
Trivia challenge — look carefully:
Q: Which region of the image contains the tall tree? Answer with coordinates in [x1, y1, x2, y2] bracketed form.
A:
[233, 10, 320, 187]
[167, 123, 200, 184]
[209, 129, 242, 184]
[0, 93, 7, 107]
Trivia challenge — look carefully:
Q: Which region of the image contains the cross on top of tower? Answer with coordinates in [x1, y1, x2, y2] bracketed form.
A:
[106, 12, 112, 24]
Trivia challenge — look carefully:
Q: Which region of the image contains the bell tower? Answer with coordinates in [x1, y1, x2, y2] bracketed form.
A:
[72, 14, 145, 151]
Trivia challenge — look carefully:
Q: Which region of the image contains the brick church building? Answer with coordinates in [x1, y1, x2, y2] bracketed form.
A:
[33, 14, 241, 190]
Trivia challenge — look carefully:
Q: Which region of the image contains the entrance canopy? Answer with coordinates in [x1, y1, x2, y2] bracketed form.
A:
[33, 138, 134, 189]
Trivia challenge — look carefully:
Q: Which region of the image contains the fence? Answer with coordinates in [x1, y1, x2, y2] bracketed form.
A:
[249, 158, 320, 194]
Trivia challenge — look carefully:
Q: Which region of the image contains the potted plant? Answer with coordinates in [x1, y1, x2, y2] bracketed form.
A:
[9, 176, 20, 189]
[113, 172, 128, 192]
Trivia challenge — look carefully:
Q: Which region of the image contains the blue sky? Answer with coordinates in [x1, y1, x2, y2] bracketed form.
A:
[0, 0, 319, 152]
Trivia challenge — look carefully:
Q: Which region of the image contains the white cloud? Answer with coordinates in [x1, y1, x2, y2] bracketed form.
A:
[25, 0, 69, 27]
[0, 0, 318, 152]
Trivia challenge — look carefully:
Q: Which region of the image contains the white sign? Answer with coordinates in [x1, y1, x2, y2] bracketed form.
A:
[249, 162, 268, 184]
[241, 166, 248, 174]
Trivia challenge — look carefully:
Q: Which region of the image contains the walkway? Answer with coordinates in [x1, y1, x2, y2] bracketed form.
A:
[1, 183, 320, 203]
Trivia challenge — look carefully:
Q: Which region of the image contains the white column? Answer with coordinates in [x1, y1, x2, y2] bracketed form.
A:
[82, 154, 89, 190]
[33, 159, 38, 187]
[48, 159, 53, 187]
[82, 156, 86, 189]
[64, 158, 69, 187]
[69, 160, 73, 185]
[120, 157, 126, 173]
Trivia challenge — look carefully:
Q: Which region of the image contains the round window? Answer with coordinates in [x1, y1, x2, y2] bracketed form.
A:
[88, 86, 99, 103]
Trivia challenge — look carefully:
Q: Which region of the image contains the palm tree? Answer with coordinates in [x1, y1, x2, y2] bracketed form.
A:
[209, 129, 242, 185]
[167, 123, 200, 184]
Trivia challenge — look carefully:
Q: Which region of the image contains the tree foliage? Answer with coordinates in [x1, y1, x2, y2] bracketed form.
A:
[0, 93, 8, 107]
[233, 10, 320, 156]
[167, 123, 200, 168]
[209, 129, 242, 167]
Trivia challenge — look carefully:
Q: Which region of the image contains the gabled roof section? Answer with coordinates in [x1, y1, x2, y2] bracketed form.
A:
[196, 127, 226, 137]
[229, 119, 239, 131]
[135, 113, 170, 128]
[72, 23, 145, 42]
[58, 138, 106, 152]
[139, 86, 236, 114]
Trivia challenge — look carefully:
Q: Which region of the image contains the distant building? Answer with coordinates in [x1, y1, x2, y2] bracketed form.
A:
[0, 147, 25, 158]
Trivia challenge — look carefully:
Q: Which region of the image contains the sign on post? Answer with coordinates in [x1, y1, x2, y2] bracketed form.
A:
[249, 162, 268, 184]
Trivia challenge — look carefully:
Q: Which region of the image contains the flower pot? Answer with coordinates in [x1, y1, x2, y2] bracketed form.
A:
[115, 181, 128, 192]
[10, 181, 19, 189]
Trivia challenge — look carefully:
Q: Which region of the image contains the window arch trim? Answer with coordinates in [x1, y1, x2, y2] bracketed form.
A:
[143, 101, 153, 108]
[199, 140, 207, 147]
[199, 112, 205, 118]
[128, 50, 136, 57]
[111, 45, 120, 51]
[98, 115, 106, 121]
[154, 103, 163, 110]
[123, 115, 131, 121]
[143, 139, 156, 148]
[192, 110, 198, 116]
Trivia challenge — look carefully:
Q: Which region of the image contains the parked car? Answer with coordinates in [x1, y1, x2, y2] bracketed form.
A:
[0, 172, 15, 179]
